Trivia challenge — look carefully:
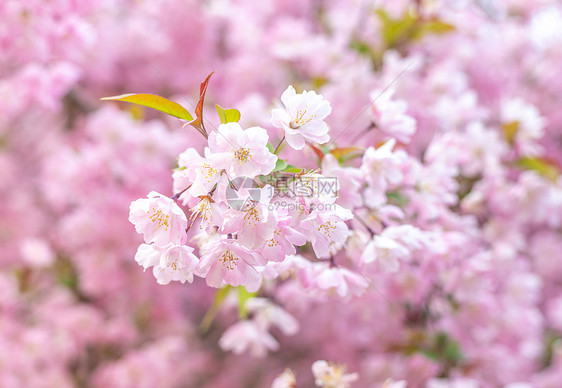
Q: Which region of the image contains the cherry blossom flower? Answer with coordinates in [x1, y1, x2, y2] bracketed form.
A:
[271, 85, 332, 150]
[361, 139, 405, 207]
[271, 369, 297, 388]
[221, 185, 278, 248]
[19, 238, 55, 268]
[321, 154, 363, 209]
[207, 122, 277, 178]
[187, 195, 224, 232]
[261, 215, 307, 262]
[382, 379, 407, 388]
[311, 360, 358, 388]
[501, 98, 545, 156]
[246, 298, 300, 336]
[427, 378, 479, 388]
[219, 320, 279, 357]
[308, 263, 368, 298]
[134, 243, 199, 285]
[129, 191, 188, 246]
[361, 235, 410, 272]
[370, 88, 417, 143]
[264, 254, 313, 282]
[196, 239, 266, 291]
[297, 203, 353, 259]
[172, 148, 223, 202]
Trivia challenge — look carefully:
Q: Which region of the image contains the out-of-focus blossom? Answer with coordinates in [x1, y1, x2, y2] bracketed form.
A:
[370, 89, 416, 143]
[272, 369, 297, 388]
[311, 360, 358, 388]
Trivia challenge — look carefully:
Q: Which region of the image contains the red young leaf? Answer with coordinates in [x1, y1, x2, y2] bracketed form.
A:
[308, 144, 325, 162]
[188, 71, 216, 138]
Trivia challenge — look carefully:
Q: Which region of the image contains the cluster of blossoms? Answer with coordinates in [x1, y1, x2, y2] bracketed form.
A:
[3, 0, 562, 387]
[129, 83, 355, 299]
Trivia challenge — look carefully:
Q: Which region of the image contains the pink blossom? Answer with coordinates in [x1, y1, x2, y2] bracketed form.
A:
[261, 215, 307, 262]
[246, 298, 300, 336]
[271, 369, 297, 388]
[298, 204, 353, 259]
[271, 85, 332, 150]
[196, 239, 266, 291]
[382, 379, 407, 388]
[129, 191, 188, 246]
[19, 237, 55, 268]
[361, 235, 410, 273]
[134, 243, 199, 284]
[187, 195, 223, 232]
[501, 98, 545, 156]
[311, 360, 358, 388]
[321, 154, 364, 209]
[221, 186, 278, 249]
[172, 148, 223, 201]
[361, 139, 405, 207]
[207, 122, 277, 178]
[219, 320, 279, 357]
[309, 263, 369, 298]
[370, 88, 417, 143]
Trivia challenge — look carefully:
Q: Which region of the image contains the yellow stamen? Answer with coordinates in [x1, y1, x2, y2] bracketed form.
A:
[220, 249, 238, 270]
[148, 208, 170, 231]
[234, 147, 252, 164]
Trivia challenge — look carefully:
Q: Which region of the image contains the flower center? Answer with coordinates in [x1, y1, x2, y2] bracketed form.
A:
[189, 196, 212, 229]
[289, 108, 316, 129]
[243, 204, 261, 226]
[267, 227, 282, 247]
[220, 249, 238, 270]
[148, 208, 170, 231]
[234, 147, 252, 164]
[201, 163, 218, 181]
[317, 221, 337, 238]
[168, 259, 179, 271]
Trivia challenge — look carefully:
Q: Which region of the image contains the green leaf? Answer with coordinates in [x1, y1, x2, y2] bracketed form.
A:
[443, 339, 463, 362]
[349, 39, 383, 70]
[376, 9, 454, 48]
[266, 143, 275, 153]
[502, 121, 519, 144]
[311, 77, 328, 89]
[273, 158, 288, 172]
[516, 157, 560, 181]
[411, 20, 455, 41]
[283, 164, 302, 173]
[199, 285, 232, 333]
[386, 190, 409, 207]
[350, 40, 373, 56]
[237, 286, 258, 319]
[216, 104, 241, 124]
[421, 332, 464, 364]
[100, 93, 193, 121]
[376, 8, 417, 48]
[421, 348, 439, 360]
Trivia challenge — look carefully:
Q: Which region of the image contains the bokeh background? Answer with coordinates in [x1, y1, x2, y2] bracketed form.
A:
[1, 0, 562, 387]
